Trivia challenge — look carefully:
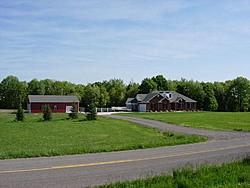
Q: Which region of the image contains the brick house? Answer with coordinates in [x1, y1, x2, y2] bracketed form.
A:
[126, 91, 197, 112]
[27, 95, 79, 113]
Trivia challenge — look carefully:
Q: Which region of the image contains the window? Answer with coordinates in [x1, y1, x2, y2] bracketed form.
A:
[178, 103, 184, 109]
[188, 103, 193, 109]
[169, 94, 172, 99]
[54, 105, 58, 110]
[163, 103, 168, 109]
[151, 103, 155, 110]
[41, 105, 44, 110]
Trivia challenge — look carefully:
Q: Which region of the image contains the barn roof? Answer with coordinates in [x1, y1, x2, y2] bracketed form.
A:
[28, 95, 79, 103]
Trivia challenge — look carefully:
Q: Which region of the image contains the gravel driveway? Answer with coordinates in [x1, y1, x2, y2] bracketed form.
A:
[108, 115, 250, 141]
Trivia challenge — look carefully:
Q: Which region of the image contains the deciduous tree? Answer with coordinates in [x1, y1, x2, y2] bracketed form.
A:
[152, 75, 168, 91]
[201, 82, 218, 111]
[226, 77, 250, 112]
[0, 75, 27, 109]
[139, 78, 157, 93]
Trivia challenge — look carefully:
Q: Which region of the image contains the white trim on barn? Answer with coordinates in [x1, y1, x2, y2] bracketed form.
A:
[27, 104, 31, 113]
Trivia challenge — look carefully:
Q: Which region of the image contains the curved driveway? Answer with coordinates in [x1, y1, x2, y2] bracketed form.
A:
[110, 115, 250, 140]
[1, 115, 250, 188]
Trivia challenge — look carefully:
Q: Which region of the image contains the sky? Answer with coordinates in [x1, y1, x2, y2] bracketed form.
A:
[1, 0, 250, 85]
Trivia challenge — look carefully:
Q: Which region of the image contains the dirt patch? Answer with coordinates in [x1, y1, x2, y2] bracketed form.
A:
[0, 109, 15, 113]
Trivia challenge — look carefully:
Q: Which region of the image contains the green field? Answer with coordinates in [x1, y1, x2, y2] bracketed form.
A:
[92, 157, 250, 188]
[117, 112, 250, 132]
[0, 112, 205, 159]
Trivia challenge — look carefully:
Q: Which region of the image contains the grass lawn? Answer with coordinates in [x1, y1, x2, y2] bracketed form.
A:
[92, 157, 250, 188]
[0, 112, 206, 159]
[117, 112, 250, 132]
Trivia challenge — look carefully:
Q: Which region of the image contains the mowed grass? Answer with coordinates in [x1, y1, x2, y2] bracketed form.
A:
[0, 112, 206, 159]
[92, 157, 250, 188]
[117, 112, 250, 132]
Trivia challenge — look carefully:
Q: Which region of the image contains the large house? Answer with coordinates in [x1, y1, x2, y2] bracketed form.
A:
[27, 95, 79, 113]
[126, 91, 196, 112]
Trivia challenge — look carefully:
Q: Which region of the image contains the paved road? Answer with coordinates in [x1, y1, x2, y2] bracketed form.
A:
[1, 115, 250, 188]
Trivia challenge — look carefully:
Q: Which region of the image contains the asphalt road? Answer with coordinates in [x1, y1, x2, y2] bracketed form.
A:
[1, 115, 250, 188]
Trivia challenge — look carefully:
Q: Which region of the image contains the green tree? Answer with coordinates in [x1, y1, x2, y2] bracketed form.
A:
[139, 78, 157, 93]
[27, 78, 45, 95]
[74, 84, 85, 107]
[152, 75, 169, 91]
[168, 79, 178, 91]
[69, 102, 78, 119]
[99, 86, 109, 107]
[104, 79, 126, 106]
[83, 84, 101, 107]
[213, 81, 228, 111]
[0, 75, 27, 109]
[51, 80, 63, 95]
[201, 82, 218, 111]
[16, 103, 25, 121]
[176, 78, 205, 109]
[226, 77, 250, 112]
[125, 80, 140, 98]
[43, 104, 52, 121]
[86, 102, 97, 121]
[41, 79, 54, 95]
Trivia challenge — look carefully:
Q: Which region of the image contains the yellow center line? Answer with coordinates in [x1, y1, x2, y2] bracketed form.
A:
[1, 143, 250, 174]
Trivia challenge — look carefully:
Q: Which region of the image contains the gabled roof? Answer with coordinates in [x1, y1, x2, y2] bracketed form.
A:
[28, 95, 79, 103]
[127, 91, 196, 104]
[172, 92, 196, 103]
[136, 94, 147, 101]
[126, 98, 138, 104]
[141, 92, 158, 102]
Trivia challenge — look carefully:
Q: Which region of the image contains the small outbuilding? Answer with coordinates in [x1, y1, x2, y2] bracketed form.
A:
[27, 95, 79, 113]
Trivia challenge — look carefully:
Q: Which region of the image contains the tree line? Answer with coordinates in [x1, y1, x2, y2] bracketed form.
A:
[0, 75, 249, 112]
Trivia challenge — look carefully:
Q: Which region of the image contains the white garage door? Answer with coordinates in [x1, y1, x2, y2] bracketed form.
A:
[66, 106, 72, 113]
[138, 104, 146, 112]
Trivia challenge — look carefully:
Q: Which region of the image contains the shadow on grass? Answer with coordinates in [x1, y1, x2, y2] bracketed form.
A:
[242, 156, 250, 165]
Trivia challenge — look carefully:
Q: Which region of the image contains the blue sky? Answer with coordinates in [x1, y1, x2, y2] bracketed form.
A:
[1, 0, 250, 85]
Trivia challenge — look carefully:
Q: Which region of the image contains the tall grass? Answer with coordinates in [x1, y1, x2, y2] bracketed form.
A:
[92, 156, 250, 188]
[117, 112, 250, 132]
[0, 112, 206, 159]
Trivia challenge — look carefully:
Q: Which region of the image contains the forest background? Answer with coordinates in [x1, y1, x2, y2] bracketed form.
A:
[0, 75, 249, 112]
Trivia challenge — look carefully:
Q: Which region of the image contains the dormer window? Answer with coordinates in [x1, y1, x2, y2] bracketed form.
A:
[169, 94, 172, 99]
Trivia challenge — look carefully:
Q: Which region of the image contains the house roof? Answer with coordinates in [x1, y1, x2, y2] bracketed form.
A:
[171, 92, 196, 103]
[28, 95, 79, 103]
[130, 91, 196, 104]
[136, 94, 147, 101]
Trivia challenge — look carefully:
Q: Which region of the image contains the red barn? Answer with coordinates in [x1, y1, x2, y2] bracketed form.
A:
[27, 95, 79, 113]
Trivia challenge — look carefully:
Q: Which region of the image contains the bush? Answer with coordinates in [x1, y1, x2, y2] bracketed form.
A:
[69, 102, 78, 119]
[43, 104, 52, 121]
[87, 102, 97, 121]
[16, 103, 24, 121]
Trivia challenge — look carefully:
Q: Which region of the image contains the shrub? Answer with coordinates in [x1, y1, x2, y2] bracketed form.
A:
[86, 102, 97, 121]
[69, 102, 78, 119]
[16, 103, 24, 121]
[43, 104, 52, 121]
